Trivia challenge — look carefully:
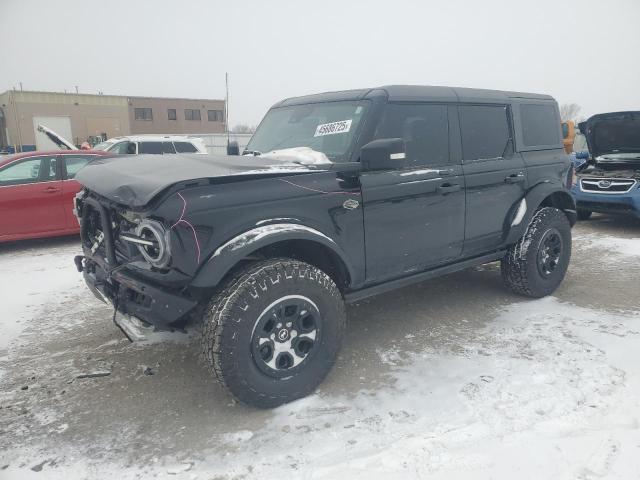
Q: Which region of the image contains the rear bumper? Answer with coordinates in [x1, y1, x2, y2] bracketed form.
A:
[571, 187, 640, 217]
[78, 256, 197, 328]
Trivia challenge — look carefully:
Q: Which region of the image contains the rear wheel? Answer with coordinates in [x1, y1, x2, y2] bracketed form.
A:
[501, 207, 572, 298]
[577, 209, 592, 221]
[201, 258, 345, 408]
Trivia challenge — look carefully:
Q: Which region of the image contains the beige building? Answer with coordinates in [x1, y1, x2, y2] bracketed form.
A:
[0, 90, 226, 152]
[128, 96, 225, 135]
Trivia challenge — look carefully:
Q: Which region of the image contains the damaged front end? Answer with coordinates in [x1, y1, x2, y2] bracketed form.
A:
[74, 191, 198, 337]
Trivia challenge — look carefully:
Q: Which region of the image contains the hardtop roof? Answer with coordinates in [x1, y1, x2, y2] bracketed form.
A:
[274, 85, 554, 107]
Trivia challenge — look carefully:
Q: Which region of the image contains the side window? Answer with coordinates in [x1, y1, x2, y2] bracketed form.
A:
[459, 105, 511, 161]
[0, 156, 57, 186]
[162, 142, 176, 154]
[520, 104, 560, 147]
[174, 141, 198, 153]
[109, 141, 136, 154]
[63, 155, 95, 179]
[374, 103, 449, 167]
[138, 141, 164, 154]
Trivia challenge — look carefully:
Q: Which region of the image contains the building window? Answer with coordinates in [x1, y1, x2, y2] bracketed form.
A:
[168, 109, 177, 121]
[185, 109, 201, 121]
[134, 108, 153, 121]
[208, 110, 224, 122]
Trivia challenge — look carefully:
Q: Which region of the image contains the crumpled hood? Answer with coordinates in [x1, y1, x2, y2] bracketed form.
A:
[75, 153, 327, 207]
[579, 111, 640, 159]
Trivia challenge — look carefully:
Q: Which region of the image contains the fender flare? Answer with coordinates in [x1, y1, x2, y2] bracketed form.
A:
[190, 223, 355, 288]
[504, 182, 576, 245]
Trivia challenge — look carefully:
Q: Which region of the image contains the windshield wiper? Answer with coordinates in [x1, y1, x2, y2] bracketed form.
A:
[243, 150, 262, 156]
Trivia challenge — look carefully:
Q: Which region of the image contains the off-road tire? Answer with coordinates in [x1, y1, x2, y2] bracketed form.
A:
[201, 258, 346, 408]
[577, 209, 592, 221]
[501, 207, 571, 298]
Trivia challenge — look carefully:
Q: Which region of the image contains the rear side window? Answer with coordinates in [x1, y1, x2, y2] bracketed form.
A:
[162, 142, 176, 154]
[174, 141, 198, 153]
[374, 103, 449, 167]
[459, 105, 511, 161]
[520, 104, 560, 147]
[64, 155, 95, 179]
[138, 142, 164, 154]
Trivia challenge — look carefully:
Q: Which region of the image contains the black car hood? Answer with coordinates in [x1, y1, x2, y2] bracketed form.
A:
[75, 153, 327, 207]
[579, 111, 640, 159]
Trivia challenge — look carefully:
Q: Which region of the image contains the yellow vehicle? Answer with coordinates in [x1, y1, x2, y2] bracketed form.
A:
[561, 120, 575, 153]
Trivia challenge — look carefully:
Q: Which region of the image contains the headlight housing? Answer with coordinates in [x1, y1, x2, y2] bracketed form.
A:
[134, 220, 171, 268]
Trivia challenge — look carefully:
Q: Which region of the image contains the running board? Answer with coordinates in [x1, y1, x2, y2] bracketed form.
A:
[114, 313, 155, 342]
[344, 251, 506, 303]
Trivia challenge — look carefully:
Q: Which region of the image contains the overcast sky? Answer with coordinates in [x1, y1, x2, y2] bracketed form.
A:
[1, 0, 639, 126]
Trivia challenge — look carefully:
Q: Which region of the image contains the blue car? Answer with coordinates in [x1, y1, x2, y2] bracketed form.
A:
[571, 111, 640, 220]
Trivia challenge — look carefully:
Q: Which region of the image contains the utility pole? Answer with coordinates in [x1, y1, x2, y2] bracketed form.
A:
[75, 85, 79, 94]
[225, 72, 230, 145]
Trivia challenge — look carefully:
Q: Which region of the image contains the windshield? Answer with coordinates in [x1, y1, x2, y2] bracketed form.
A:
[245, 100, 369, 162]
[93, 141, 114, 151]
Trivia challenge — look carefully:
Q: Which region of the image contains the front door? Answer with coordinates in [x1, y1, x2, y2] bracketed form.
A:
[0, 155, 65, 238]
[458, 104, 527, 255]
[360, 103, 465, 283]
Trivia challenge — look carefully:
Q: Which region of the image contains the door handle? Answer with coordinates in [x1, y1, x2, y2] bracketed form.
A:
[43, 186, 60, 193]
[505, 173, 525, 184]
[436, 183, 461, 195]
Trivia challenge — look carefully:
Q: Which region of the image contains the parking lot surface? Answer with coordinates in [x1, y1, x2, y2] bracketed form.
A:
[1, 215, 639, 479]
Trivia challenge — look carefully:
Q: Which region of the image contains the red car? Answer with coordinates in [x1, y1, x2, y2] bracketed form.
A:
[0, 150, 111, 242]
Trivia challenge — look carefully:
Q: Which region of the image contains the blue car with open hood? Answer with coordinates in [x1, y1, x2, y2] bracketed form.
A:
[571, 111, 640, 220]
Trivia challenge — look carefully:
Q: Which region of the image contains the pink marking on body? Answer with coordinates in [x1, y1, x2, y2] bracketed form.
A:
[278, 178, 359, 196]
[170, 192, 201, 263]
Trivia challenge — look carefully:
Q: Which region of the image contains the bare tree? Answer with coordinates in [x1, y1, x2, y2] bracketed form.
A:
[559, 103, 581, 122]
[231, 124, 256, 134]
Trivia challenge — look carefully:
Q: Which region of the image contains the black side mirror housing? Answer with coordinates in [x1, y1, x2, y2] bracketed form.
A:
[227, 141, 240, 156]
[360, 138, 406, 171]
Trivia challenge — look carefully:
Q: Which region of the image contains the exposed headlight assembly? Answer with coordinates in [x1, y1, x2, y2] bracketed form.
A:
[121, 220, 171, 268]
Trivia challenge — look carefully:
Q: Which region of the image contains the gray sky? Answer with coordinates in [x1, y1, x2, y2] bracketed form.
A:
[1, 0, 639, 126]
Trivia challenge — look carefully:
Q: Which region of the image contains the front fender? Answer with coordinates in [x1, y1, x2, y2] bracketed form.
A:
[189, 223, 354, 288]
[504, 182, 576, 245]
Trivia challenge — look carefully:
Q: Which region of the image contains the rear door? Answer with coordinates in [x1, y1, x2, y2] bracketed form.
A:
[360, 103, 466, 283]
[0, 155, 66, 237]
[459, 104, 527, 256]
[61, 154, 101, 228]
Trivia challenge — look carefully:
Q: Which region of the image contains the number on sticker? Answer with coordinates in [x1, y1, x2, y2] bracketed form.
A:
[314, 119, 353, 137]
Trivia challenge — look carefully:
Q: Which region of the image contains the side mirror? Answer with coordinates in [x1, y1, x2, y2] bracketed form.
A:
[360, 138, 405, 171]
[575, 150, 589, 160]
[227, 141, 240, 156]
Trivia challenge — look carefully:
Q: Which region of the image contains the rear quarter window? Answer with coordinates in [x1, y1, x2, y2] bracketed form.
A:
[174, 141, 198, 153]
[520, 104, 560, 147]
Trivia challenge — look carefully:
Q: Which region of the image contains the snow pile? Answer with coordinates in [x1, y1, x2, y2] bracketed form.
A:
[260, 147, 332, 165]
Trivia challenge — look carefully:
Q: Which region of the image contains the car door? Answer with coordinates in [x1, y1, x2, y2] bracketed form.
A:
[61, 154, 101, 228]
[0, 155, 66, 238]
[459, 104, 527, 256]
[359, 103, 465, 283]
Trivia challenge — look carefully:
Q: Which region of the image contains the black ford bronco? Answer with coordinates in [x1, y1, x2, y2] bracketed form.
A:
[74, 85, 576, 408]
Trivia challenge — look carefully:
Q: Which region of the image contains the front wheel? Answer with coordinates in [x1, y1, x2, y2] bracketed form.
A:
[501, 207, 572, 298]
[201, 258, 346, 408]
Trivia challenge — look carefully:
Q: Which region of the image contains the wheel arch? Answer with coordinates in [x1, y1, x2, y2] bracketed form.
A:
[190, 224, 354, 292]
[505, 183, 576, 245]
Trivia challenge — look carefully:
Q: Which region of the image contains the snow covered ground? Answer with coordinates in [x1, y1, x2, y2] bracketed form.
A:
[0, 214, 639, 479]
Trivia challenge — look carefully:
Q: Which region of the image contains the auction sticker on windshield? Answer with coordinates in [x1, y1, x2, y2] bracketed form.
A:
[314, 119, 352, 137]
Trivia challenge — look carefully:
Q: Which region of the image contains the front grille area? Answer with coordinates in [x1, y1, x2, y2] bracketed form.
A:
[580, 177, 637, 194]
